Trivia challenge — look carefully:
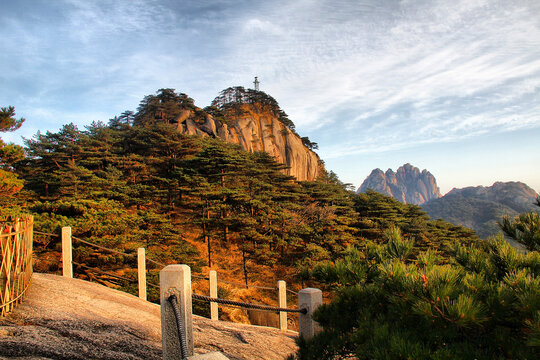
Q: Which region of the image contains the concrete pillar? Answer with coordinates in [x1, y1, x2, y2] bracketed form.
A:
[137, 248, 146, 301]
[298, 288, 322, 339]
[160, 264, 194, 359]
[61, 227, 72, 278]
[278, 280, 287, 331]
[209, 270, 218, 321]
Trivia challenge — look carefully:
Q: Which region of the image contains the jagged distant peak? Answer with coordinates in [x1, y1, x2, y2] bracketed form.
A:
[357, 163, 442, 205]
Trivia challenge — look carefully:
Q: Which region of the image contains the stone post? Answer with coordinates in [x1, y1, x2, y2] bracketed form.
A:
[209, 270, 218, 321]
[160, 264, 194, 359]
[278, 280, 287, 331]
[137, 248, 146, 301]
[61, 227, 72, 278]
[298, 288, 322, 339]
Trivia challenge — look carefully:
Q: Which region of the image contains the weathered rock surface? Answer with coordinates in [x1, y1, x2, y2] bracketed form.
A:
[357, 163, 441, 205]
[0, 273, 297, 360]
[176, 103, 321, 181]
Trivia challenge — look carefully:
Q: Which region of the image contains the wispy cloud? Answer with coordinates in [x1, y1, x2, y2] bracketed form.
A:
[0, 0, 539, 189]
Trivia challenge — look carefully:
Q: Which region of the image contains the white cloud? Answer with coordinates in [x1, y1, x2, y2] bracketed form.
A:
[1, 0, 540, 189]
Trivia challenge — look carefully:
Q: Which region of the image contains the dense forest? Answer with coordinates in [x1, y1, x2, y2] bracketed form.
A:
[1, 89, 538, 358]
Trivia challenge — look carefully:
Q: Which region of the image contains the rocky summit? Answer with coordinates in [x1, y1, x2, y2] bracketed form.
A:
[357, 163, 441, 205]
[175, 103, 320, 181]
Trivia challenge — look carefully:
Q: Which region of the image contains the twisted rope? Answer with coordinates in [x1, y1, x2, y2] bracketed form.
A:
[167, 294, 189, 360]
[192, 293, 307, 314]
[34, 231, 60, 237]
[72, 236, 135, 258]
[34, 230, 300, 295]
[72, 261, 137, 283]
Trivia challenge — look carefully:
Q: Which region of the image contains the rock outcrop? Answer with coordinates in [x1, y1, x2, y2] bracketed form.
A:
[0, 273, 298, 360]
[357, 163, 441, 205]
[175, 103, 321, 181]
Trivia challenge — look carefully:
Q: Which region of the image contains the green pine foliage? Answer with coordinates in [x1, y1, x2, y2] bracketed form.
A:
[0, 106, 25, 198]
[211, 86, 297, 133]
[294, 229, 540, 359]
[10, 88, 531, 350]
[354, 190, 478, 259]
[499, 197, 540, 251]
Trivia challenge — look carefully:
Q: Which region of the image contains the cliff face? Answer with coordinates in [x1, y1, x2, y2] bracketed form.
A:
[175, 103, 321, 181]
[357, 163, 441, 205]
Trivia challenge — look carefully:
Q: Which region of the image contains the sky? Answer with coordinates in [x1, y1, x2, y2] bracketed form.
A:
[1, 0, 539, 195]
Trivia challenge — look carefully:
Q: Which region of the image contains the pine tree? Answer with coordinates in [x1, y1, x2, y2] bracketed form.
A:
[499, 196, 540, 251]
[0, 106, 25, 198]
[294, 230, 540, 359]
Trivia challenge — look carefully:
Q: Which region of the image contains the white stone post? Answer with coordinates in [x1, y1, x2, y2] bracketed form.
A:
[209, 270, 218, 321]
[298, 288, 322, 339]
[137, 248, 146, 301]
[278, 280, 287, 331]
[61, 226, 72, 278]
[160, 264, 194, 359]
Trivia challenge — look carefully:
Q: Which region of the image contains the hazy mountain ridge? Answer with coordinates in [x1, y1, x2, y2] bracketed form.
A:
[422, 181, 539, 239]
[357, 163, 441, 205]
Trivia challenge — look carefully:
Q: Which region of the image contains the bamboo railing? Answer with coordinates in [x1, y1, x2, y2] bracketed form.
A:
[0, 215, 33, 317]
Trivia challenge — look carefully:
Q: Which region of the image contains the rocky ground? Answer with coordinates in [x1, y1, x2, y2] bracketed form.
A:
[0, 273, 298, 360]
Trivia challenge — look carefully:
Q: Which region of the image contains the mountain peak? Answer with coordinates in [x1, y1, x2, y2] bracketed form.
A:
[357, 164, 441, 205]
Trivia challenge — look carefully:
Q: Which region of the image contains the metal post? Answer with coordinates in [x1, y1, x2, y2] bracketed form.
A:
[137, 248, 146, 301]
[298, 288, 322, 339]
[160, 264, 194, 359]
[278, 280, 287, 331]
[61, 226, 72, 278]
[209, 270, 218, 321]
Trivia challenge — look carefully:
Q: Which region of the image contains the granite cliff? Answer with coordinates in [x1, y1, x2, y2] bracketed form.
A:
[138, 87, 322, 182]
[175, 102, 321, 181]
[357, 163, 441, 205]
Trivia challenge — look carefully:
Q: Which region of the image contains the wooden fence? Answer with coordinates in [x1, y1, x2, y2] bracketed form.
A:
[0, 215, 33, 317]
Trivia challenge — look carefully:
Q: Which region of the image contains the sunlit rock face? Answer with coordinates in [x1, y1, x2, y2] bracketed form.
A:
[357, 163, 442, 205]
[176, 103, 321, 181]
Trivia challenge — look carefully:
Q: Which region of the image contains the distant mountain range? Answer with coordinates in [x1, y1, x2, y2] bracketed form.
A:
[358, 164, 539, 239]
[422, 182, 539, 239]
[357, 163, 441, 205]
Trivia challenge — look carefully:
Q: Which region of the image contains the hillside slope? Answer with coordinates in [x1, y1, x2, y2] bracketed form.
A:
[0, 273, 297, 360]
[422, 181, 539, 239]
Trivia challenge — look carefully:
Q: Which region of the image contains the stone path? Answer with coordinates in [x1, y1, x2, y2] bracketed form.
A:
[0, 273, 298, 360]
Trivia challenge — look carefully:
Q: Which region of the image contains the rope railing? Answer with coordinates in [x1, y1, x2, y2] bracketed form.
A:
[1, 215, 34, 317]
[167, 294, 189, 360]
[33, 231, 59, 237]
[35, 228, 299, 294]
[72, 261, 137, 284]
[160, 265, 323, 358]
[34, 229, 164, 267]
[192, 293, 307, 314]
[34, 226, 302, 330]
[72, 236, 135, 258]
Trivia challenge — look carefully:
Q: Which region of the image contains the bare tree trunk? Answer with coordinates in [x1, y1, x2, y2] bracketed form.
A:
[242, 247, 249, 288]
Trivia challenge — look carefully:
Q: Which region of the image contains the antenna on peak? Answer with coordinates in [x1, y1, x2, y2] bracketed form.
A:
[253, 76, 260, 91]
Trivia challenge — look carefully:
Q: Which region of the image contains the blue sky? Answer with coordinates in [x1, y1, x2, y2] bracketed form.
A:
[1, 0, 539, 194]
